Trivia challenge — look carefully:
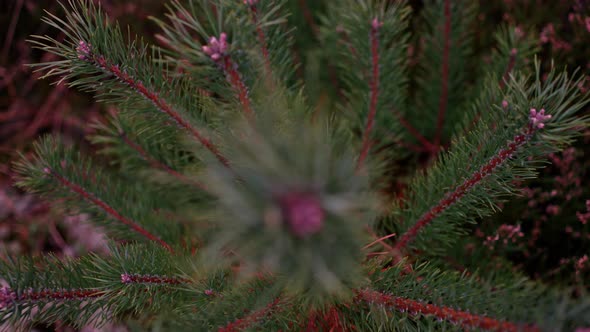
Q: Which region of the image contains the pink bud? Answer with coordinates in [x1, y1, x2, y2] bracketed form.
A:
[203, 33, 229, 62]
[510, 48, 518, 56]
[278, 192, 324, 238]
[121, 274, 132, 284]
[76, 40, 92, 61]
[529, 108, 552, 129]
[501, 100, 509, 109]
[371, 18, 383, 30]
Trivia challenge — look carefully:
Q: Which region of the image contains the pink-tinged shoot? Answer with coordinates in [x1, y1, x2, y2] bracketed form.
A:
[279, 192, 325, 238]
[371, 17, 383, 30]
[529, 108, 552, 129]
[121, 273, 132, 284]
[0, 287, 16, 309]
[202, 33, 229, 62]
[76, 40, 92, 60]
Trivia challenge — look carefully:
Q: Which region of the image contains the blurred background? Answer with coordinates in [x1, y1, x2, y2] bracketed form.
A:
[0, 0, 589, 331]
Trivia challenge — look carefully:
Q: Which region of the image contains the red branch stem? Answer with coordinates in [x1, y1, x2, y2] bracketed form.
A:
[0, 287, 104, 308]
[89, 55, 229, 167]
[223, 56, 254, 117]
[357, 20, 381, 171]
[249, 6, 272, 74]
[297, 0, 318, 36]
[356, 289, 539, 332]
[499, 48, 518, 90]
[44, 167, 174, 253]
[121, 273, 190, 285]
[218, 297, 282, 332]
[392, 110, 437, 152]
[0, 272, 191, 308]
[394, 129, 533, 252]
[120, 133, 207, 191]
[434, 0, 452, 148]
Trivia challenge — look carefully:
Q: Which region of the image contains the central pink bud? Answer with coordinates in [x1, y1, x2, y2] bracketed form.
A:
[278, 192, 324, 238]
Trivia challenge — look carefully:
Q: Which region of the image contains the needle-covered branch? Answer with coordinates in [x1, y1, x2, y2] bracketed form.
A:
[321, 0, 411, 165]
[29, 0, 229, 166]
[14, 136, 183, 248]
[387, 67, 589, 256]
[410, 0, 478, 148]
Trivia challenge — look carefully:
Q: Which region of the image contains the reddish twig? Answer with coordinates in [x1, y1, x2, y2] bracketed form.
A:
[201, 34, 254, 117]
[0, 272, 191, 309]
[297, 0, 318, 36]
[120, 273, 191, 285]
[76, 42, 229, 168]
[434, 0, 452, 148]
[0, 287, 104, 308]
[305, 306, 350, 332]
[120, 132, 207, 191]
[392, 110, 437, 152]
[356, 289, 539, 332]
[336, 26, 359, 60]
[499, 48, 518, 90]
[394, 123, 540, 253]
[223, 56, 255, 117]
[218, 297, 282, 332]
[246, 3, 272, 74]
[357, 18, 382, 171]
[363, 232, 396, 251]
[44, 167, 175, 253]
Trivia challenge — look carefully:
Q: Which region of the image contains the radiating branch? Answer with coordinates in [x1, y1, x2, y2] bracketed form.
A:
[392, 110, 437, 152]
[356, 289, 540, 332]
[119, 132, 207, 191]
[499, 48, 518, 90]
[434, 0, 451, 148]
[202, 34, 254, 117]
[76, 41, 229, 168]
[357, 18, 383, 171]
[218, 297, 282, 332]
[394, 109, 551, 253]
[244, 1, 272, 74]
[0, 287, 104, 308]
[120, 273, 190, 285]
[43, 167, 174, 253]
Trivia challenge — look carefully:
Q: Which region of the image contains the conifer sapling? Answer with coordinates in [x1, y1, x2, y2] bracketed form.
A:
[3, 0, 590, 331]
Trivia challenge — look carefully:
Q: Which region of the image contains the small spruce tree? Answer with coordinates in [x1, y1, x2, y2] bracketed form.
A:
[4, 0, 590, 330]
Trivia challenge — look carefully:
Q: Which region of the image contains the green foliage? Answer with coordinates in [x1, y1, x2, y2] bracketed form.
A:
[386, 67, 589, 255]
[14, 136, 186, 246]
[5, 0, 590, 330]
[320, 0, 411, 152]
[199, 89, 375, 303]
